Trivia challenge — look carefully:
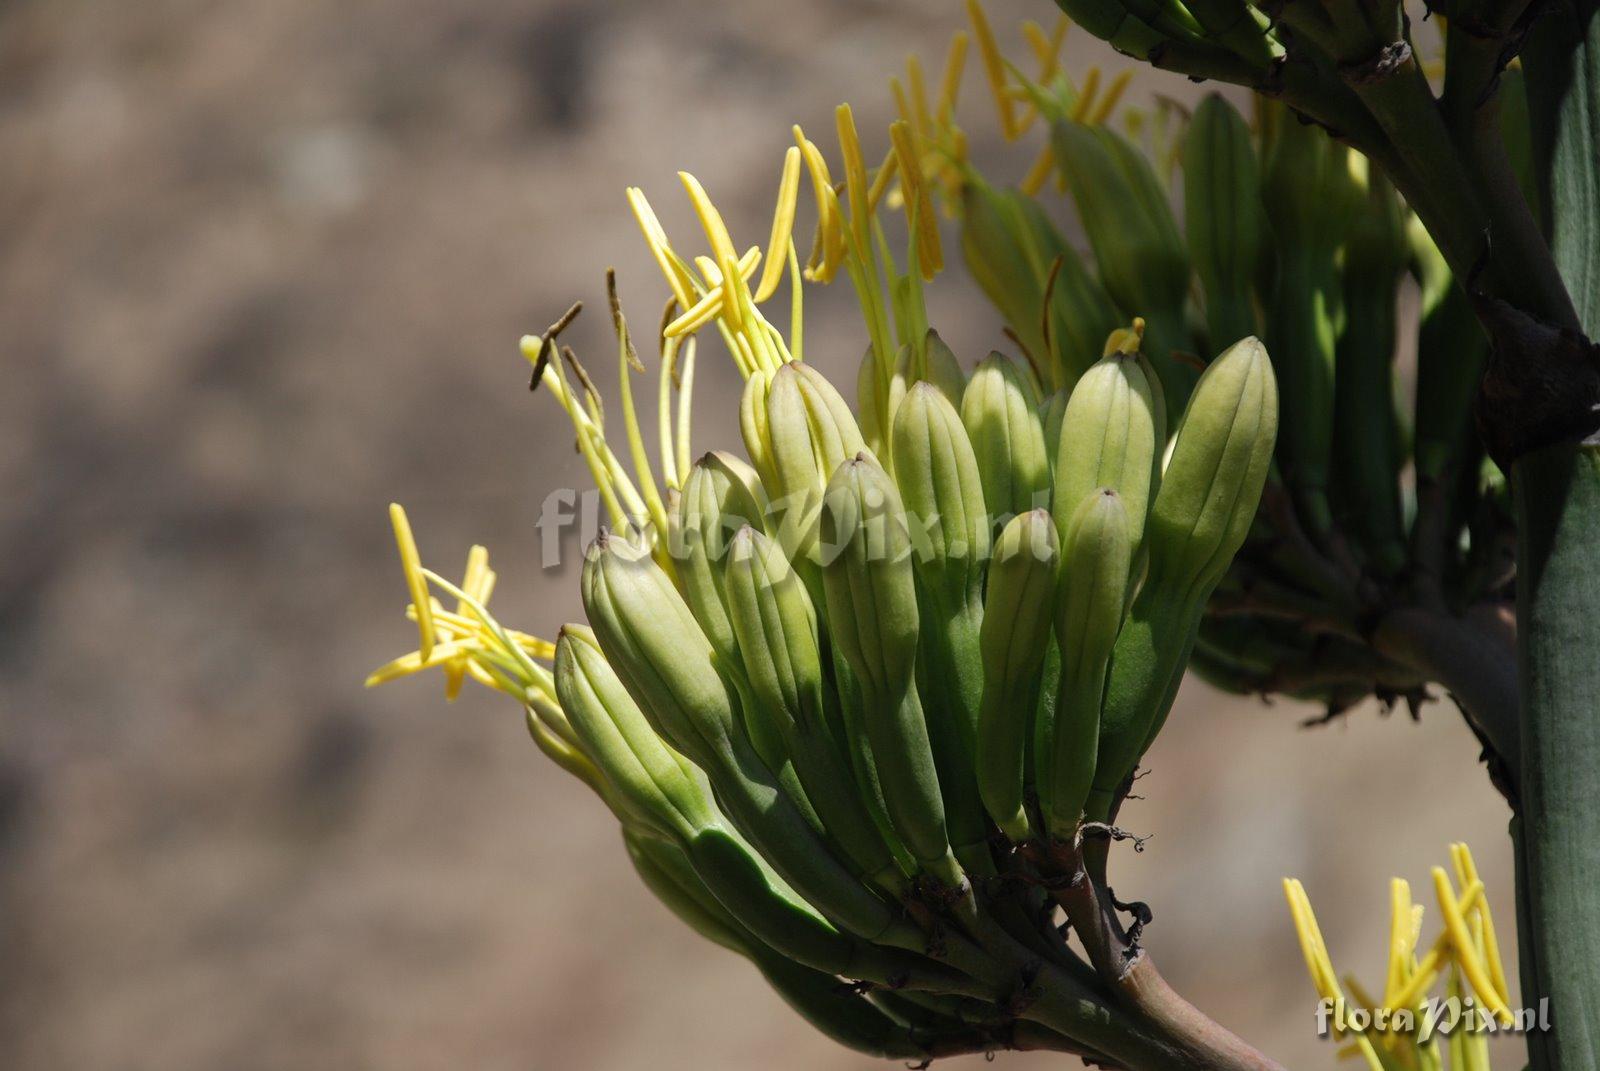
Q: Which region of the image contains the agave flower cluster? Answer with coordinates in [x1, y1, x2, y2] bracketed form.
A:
[370, 5, 1518, 1064]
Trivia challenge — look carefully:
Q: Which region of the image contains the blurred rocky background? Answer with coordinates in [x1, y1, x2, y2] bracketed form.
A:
[0, 0, 1517, 1067]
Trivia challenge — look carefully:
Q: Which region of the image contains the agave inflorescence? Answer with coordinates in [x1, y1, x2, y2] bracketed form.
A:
[369, 4, 1526, 1066]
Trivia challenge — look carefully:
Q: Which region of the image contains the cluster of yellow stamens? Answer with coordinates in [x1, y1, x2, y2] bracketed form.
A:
[1285, 844, 1514, 1069]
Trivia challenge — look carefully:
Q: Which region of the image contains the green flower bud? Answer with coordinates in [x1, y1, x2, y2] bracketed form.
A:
[1051, 119, 1195, 408]
[555, 624, 718, 839]
[584, 530, 907, 940]
[1038, 489, 1131, 839]
[1050, 347, 1162, 556]
[1147, 335, 1278, 591]
[921, 329, 967, 408]
[674, 451, 770, 662]
[1091, 337, 1278, 818]
[581, 531, 736, 768]
[975, 509, 1060, 842]
[820, 455, 955, 880]
[1185, 94, 1268, 350]
[726, 525, 905, 890]
[962, 351, 1051, 524]
[765, 361, 873, 565]
[890, 382, 991, 606]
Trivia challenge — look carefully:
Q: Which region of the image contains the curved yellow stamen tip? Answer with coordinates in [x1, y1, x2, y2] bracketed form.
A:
[626, 187, 696, 311]
[792, 126, 843, 278]
[966, 0, 1017, 139]
[936, 31, 969, 125]
[1432, 867, 1514, 1025]
[389, 503, 435, 660]
[679, 171, 739, 265]
[1089, 69, 1133, 126]
[755, 147, 803, 303]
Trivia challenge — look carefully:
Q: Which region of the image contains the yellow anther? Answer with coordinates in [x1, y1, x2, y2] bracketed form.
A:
[1070, 67, 1103, 123]
[1020, 143, 1055, 196]
[1015, 16, 1069, 134]
[389, 503, 436, 660]
[906, 54, 934, 140]
[936, 31, 969, 125]
[793, 127, 845, 280]
[966, 0, 1017, 139]
[626, 187, 696, 310]
[679, 171, 739, 265]
[890, 119, 942, 279]
[1432, 868, 1514, 1025]
[835, 103, 871, 248]
[1088, 68, 1133, 126]
[1384, 878, 1412, 1008]
[866, 147, 900, 213]
[755, 147, 803, 303]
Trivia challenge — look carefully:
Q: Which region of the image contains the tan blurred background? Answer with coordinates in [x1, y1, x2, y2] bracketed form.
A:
[0, 1, 1519, 1068]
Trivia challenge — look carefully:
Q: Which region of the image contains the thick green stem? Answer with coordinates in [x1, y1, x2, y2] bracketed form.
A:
[1514, 445, 1600, 1069]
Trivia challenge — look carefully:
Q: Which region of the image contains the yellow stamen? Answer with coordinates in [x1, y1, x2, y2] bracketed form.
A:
[1452, 843, 1512, 1008]
[1020, 143, 1055, 196]
[626, 187, 696, 310]
[835, 104, 871, 249]
[1088, 69, 1133, 126]
[967, 0, 1017, 139]
[793, 127, 845, 280]
[889, 119, 941, 279]
[936, 31, 969, 125]
[754, 147, 803, 303]
[907, 54, 934, 140]
[1384, 878, 1412, 1009]
[366, 641, 473, 689]
[1070, 67, 1103, 123]
[1432, 867, 1514, 1025]
[389, 503, 436, 660]
[866, 148, 900, 213]
[679, 171, 739, 265]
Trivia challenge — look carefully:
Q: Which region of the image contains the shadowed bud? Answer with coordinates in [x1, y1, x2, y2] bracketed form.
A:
[1040, 488, 1132, 839]
[976, 509, 1060, 841]
[1148, 336, 1278, 590]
